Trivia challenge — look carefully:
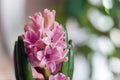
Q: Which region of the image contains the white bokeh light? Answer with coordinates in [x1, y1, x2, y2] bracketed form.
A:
[110, 28, 120, 47]
[109, 57, 120, 74]
[102, 0, 113, 10]
[88, 0, 102, 6]
[88, 36, 114, 55]
[88, 8, 114, 32]
[97, 36, 114, 55]
[66, 19, 89, 45]
[73, 55, 89, 80]
[92, 53, 113, 80]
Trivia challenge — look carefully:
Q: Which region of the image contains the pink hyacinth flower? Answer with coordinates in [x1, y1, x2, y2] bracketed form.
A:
[22, 9, 68, 79]
[49, 73, 70, 80]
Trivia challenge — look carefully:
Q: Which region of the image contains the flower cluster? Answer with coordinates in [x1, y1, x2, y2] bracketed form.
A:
[22, 9, 69, 80]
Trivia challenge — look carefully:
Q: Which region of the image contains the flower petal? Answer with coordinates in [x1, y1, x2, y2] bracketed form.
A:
[44, 9, 56, 28]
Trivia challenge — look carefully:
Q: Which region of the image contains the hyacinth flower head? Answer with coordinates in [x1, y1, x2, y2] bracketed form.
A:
[14, 9, 74, 80]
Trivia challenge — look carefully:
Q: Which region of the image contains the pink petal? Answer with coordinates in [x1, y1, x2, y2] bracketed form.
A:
[44, 28, 53, 39]
[49, 73, 70, 80]
[24, 31, 40, 44]
[28, 53, 39, 67]
[44, 9, 56, 28]
[56, 38, 66, 48]
[24, 22, 34, 32]
[39, 57, 47, 68]
[47, 62, 56, 73]
[29, 12, 44, 31]
[50, 21, 59, 30]
[32, 67, 44, 79]
[52, 63, 62, 74]
[36, 51, 44, 61]
[35, 40, 46, 50]
[42, 37, 51, 45]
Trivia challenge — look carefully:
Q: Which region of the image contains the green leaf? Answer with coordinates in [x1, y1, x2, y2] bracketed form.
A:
[14, 36, 33, 80]
[61, 61, 69, 76]
[68, 40, 74, 80]
[61, 26, 69, 76]
[61, 27, 74, 80]
[64, 26, 69, 47]
[14, 41, 20, 80]
[61, 40, 74, 79]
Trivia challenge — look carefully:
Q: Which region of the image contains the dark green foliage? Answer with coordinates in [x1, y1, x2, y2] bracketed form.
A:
[65, 0, 87, 18]
[14, 36, 33, 80]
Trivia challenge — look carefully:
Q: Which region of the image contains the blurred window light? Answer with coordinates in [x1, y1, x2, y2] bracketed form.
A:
[88, 36, 114, 55]
[88, 0, 102, 6]
[110, 28, 120, 47]
[92, 53, 113, 80]
[102, 0, 113, 10]
[109, 57, 120, 74]
[1, 0, 25, 56]
[87, 8, 114, 32]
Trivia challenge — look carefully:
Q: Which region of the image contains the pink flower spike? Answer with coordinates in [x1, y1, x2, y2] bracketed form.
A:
[49, 73, 70, 80]
[22, 9, 69, 79]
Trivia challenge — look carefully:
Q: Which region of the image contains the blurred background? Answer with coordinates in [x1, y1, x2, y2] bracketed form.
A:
[0, 0, 120, 80]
